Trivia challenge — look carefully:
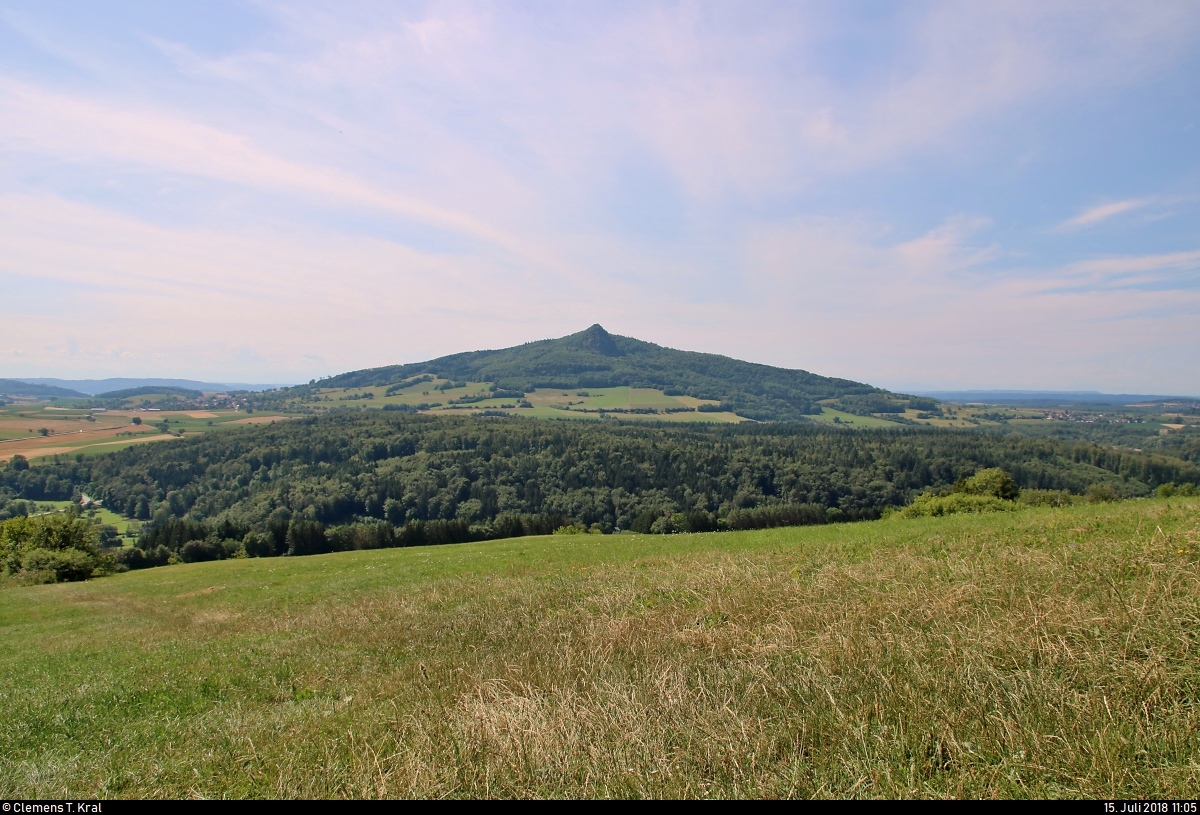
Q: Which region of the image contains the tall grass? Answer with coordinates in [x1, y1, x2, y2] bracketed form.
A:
[1, 498, 1198, 797]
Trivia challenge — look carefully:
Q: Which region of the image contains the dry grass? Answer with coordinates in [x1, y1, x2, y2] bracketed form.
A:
[1, 499, 1198, 798]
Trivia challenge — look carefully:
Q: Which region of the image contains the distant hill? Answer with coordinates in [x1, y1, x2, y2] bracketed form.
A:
[0, 379, 88, 399]
[13, 378, 292, 396]
[312, 324, 919, 421]
[96, 386, 204, 400]
[920, 390, 1200, 406]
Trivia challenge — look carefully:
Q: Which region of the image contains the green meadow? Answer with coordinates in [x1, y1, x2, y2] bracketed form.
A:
[309, 379, 747, 423]
[2, 497, 1198, 798]
[30, 500, 141, 542]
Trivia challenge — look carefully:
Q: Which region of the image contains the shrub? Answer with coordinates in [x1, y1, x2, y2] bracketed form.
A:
[179, 536, 243, 563]
[0, 514, 103, 582]
[899, 492, 1018, 518]
[1086, 484, 1118, 503]
[956, 468, 1020, 501]
[116, 545, 171, 570]
[21, 547, 97, 582]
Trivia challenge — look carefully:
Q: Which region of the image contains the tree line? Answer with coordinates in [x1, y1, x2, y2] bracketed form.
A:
[3, 413, 1198, 571]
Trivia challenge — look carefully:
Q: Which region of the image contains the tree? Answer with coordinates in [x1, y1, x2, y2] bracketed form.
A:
[9, 454, 29, 471]
[131, 416, 142, 425]
[955, 468, 1020, 501]
[0, 514, 105, 582]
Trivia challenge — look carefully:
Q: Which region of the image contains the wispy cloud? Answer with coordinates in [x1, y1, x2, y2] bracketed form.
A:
[1059, 199, 1151, 230]
[0, 2, 1198, 391]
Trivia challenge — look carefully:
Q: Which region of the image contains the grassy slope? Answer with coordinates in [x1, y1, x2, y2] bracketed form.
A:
[2, 499, 1198, 798]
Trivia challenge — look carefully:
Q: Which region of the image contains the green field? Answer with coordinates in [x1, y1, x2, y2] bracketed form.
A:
[808, 406, 897, 428]
[2, 498, 1198, 798]
[305, 380, 747, 423]
[30, 500, 141, 543]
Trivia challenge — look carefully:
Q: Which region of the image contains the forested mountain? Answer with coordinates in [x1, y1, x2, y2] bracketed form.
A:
[0, 379, 87, 399]
[286, 325, 922, 420]
[3, 414, 1196, 562]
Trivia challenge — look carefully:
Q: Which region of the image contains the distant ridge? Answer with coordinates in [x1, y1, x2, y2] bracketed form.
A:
[12, 378, 293, 396]
[310, 324, 913, 421]
[918, 390, 1200, 406]
[0, 378, 88, 398]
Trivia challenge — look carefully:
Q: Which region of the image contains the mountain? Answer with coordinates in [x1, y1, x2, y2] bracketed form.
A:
[0, 379, 88, 399]
[12, 378, 292, 395]
[311, 324, 922, 421]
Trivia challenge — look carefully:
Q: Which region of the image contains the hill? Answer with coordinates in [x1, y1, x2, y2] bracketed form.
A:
[0, 379, 87, 399]
[95, 385, 204, 400]
[306, 324, 922, 421]
[2, 498, 1196, 797]
[13, 378, 292, 395]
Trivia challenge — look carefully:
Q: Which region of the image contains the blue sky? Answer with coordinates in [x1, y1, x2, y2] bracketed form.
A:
[1, 1, 1198, 392]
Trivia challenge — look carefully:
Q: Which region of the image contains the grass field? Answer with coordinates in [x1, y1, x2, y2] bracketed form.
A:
[29, 500, 141, 543]
[2, 498, 1198, 798]
[807, 406, 897, 428]
[304, 380, 747, 424]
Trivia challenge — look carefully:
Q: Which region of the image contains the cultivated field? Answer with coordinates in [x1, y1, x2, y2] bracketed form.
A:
[0, 404, 294, 462]
[2, 498, 1197, 798]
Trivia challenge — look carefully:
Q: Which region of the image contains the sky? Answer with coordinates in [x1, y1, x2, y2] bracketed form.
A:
[1, 1, 1198, 393]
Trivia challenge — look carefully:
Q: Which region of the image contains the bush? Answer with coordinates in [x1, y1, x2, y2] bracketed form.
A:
[956, 468, 1020, 501]
[0, 514, 103, 582]
[21, 547, 97, 582]
[899, 492, 1018, 518]
[116, 545, 171, 570]
[1086, 484, 1118, 503]
[1155, 482, 1196, 498]
[648, 515, 678, 535]
[179, 536, 244, 563]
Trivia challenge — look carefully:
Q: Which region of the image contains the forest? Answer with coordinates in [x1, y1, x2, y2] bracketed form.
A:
[2, 411, 1197, 570]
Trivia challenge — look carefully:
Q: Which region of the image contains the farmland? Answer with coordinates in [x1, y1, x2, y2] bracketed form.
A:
[0, 401, 296, 463]
[284, 378, 1004, 427]
[2, 497, 1197, 797]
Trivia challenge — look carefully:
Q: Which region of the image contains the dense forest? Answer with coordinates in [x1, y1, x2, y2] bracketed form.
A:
[2, 413, 1197, 568]
[994, 422, 1200, 463]
[260, 325, 930, 421]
